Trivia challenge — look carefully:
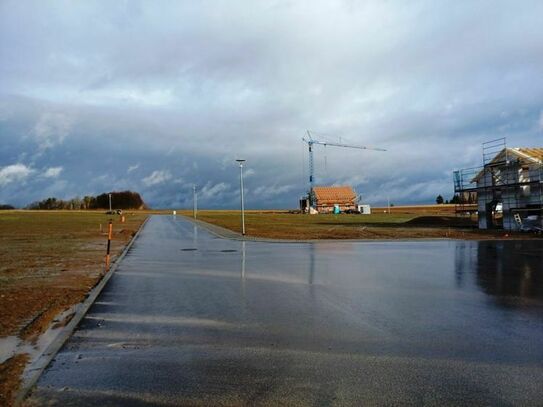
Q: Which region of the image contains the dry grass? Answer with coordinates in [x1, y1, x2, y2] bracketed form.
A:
[180, 210, 531, 240]
[0, 354, 28, 406]
[372, 204, 459, 214]
[0, 210, 146, 338]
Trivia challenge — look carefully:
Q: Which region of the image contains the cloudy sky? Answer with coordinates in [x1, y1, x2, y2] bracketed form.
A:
[1, 1, 542, 208]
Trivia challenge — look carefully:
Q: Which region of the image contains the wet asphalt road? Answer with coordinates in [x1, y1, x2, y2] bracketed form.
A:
[28, 215, 543, 406]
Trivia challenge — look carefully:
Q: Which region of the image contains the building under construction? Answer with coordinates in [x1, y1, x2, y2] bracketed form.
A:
[454, 138, 543, 231]
[300, 131, 386, 214]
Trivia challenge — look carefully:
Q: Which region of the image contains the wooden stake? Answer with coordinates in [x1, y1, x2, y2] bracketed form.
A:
[105, 220, 112, 271]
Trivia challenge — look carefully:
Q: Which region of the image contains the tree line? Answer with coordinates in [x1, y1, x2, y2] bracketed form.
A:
[26, 191, 147, 210]
[436, 192, 477, 205]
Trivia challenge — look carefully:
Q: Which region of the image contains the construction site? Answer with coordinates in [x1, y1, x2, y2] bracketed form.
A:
[454, 138, 543, 231]
[298, 131, 385, 215]
[297, 133, 542, 233]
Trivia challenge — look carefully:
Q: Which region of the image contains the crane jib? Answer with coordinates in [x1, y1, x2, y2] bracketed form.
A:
[302, 133, 386, 203]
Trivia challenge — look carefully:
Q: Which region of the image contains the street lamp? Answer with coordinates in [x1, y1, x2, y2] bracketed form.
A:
[193, 185, 197, 219]
[236, 159, 246, 235]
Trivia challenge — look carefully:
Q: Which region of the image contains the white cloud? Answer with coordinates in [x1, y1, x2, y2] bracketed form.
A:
[0, 164, 34, 186]
[42, 166, 63, 178]
[127, 164, 140, 173]
[539, 111, 543, 131]
[200, 182, 230, 200]
[33, 112, 73, 151]
[84, 87, 174, 107]
[142, 170, 172, 186]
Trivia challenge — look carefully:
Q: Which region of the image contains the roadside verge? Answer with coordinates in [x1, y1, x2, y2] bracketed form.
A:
[14, 216, 149, 406]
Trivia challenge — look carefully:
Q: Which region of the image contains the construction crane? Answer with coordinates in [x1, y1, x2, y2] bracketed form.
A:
[302, 130, 386, 205]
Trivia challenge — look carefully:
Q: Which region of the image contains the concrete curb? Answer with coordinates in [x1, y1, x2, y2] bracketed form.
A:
[182, 216, 247, 240]
[15, 216, 150, 406]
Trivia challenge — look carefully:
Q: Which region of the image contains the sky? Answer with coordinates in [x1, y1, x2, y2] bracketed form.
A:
[1, 0, 542, 209]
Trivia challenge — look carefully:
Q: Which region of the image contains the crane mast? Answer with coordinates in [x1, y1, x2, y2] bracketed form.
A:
[302, 130, 386, 206]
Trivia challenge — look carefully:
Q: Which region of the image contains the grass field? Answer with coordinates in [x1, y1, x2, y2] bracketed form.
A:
[0, 210, 147, 405]
[177, 210, 508, 240]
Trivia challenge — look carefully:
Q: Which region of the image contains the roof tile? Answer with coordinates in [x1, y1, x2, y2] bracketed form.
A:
[312, 186, 356, 204]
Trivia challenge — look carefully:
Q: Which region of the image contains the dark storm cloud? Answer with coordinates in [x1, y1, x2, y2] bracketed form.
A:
[1, 0, 542, 208]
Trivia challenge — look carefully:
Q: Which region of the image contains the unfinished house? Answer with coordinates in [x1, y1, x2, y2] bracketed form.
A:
[310, 186, 357, 214]
[454, 139, 543, 231]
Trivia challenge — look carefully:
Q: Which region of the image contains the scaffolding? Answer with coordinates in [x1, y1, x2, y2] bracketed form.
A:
[453, 138, 543, 230]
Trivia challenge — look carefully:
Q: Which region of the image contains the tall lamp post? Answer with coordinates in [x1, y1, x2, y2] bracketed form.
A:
[236, 159, 246, 235]
[193, 185, 197, 219]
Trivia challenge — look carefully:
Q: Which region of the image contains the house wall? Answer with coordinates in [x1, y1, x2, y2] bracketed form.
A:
[477, 171, 495, 230]
[477, 162, 542, 230]
[315, 202, 356, 213]
[504, 183, 543, 230]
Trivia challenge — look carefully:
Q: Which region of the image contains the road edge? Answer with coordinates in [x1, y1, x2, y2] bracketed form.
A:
[182, 215, 246, 240]
[14, 215, 150, 406]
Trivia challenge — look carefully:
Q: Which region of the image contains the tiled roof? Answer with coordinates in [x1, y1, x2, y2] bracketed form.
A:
[312, 186, 356, 204]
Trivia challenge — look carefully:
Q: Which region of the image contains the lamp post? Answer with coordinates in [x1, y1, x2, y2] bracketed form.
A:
[193, 185, 197, 219]
[236, 159, 246, 235]
[108, 193, 112, 212]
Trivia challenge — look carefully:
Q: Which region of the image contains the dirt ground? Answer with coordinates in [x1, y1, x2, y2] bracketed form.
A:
[182, 210, 539, 240]
[0, 354, 28, 406]
[0, 210, 147, 406]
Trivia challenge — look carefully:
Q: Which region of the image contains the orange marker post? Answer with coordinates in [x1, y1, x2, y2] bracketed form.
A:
[105, 220, 112, 271]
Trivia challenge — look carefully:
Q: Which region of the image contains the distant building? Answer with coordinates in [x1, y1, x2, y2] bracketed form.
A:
[310, 186, 357, 214]
[454, 145, 543, 230]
